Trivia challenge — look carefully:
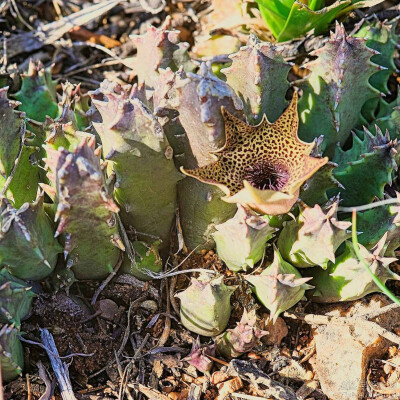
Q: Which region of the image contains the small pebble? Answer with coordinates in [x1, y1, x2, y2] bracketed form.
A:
[388, 346, 398, 357]
[305, 370, 314, 381]
[97, 299, 118, 321]
[140, 300, 158, 312]
[383, 363, 393, 374]
[211, 370, 229, 385]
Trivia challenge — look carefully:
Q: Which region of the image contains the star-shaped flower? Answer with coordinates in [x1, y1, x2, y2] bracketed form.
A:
[181, 92, 328, 215]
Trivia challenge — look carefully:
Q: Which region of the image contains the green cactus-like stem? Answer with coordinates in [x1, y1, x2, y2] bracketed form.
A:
[90, 80, 181, 252]
[354, 19, 398, 122]
[126, 17, 195, 90]
[152, 68, 187, 169]
[277, 202, 351, 269]
[44, 136, 123, 280]
[0, 193, 62, 280]
[0, 325, 24, 382]
[298, 23, 381, 157]
[58, 82, 91, 131]
[367, 97, 400, 141]
[310, 236, 399, 303]
[14, 60, 58, 122]
[44, 113, 91, 155]
[0, 87, 44, 207]
[0, 270, 35, 327]
[353, 204, 400, 257]
[165, 64, 244, 250]
[176, 274, 237, 337]
[213, 205, 277, 272]
[120, 241, 163, 281]
[0, 88, 22, 178]
[215, 309, 267, 359]
[245, 248, 313, 323]
[221, 34, 291, 124]
[299, 162, 342, 206]
[329, 127, 399, 207]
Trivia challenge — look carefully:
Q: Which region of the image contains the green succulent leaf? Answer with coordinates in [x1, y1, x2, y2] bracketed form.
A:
[213, 205, 277, 272]
[0, 88, 42, 207]
[176, 274, 236, 336]
[215, 309, 267, 359]
[44, 136, 123, 280]
[0, 193, 62, 281]
[90, 80, 182, 252]
[0, 88, 23, 178]
[0, 325, 24, 383]
[256, 0, 385, 42]
[0, 270, 35, 327]
[300, 161, 342, 206]
[354, 203, 400, 256]
[58, 82, 91, 131]
[298, 24, 380, 157]
[354, 19, 398, 94]
[14, 61, 58, 122]
[121, 240, 163, 281]
[277, 202, 351, 269]
[160, 63, 244, 251]
[310, 236, 399, 303]
[245, 248, 313, 323]
[221, 34, 291, 124]
[329, 127, 399, 206]
[367, 97, 400, 141]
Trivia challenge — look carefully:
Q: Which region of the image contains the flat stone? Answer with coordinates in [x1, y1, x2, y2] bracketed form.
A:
[312, 295, 400, 400]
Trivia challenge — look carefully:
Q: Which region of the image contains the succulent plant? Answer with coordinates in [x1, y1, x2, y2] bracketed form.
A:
[0, 192, 62, 280]
[182, 337, 216, 373]
[255, 0, 385, 42]
[329, 126, 399, 206]
[0, 88, 22, 180]
[43, 136, 124, 279]
[162, 63, 244, 250]
[367, 96, 400, 141]
[213, 205, 277, 272]
[354, 18, 398, 122]
[0, 324, 24, 382]
[0, 270, 35, 327]
[43, 111, 91, 154]
[298, 24, 382, 157]
[120, 240, 163, 281]
[300, 161, 342, 206]
[90, 80, 181, 252]
[182, 92, 328, 215]
[215, 309, 267, 358]
[57, 82, 91, 131]
[14, 60, 58, 122]
[221, 34, 291, 124]
[0, 87, 42, 207]
[310, 234, 400, 303]
[126, 17, 195, 90]
[176, 273, 237, 336]
[355, 199, 400, 256]
[277, 202, 351, 269]
[245, 248, 313, 323]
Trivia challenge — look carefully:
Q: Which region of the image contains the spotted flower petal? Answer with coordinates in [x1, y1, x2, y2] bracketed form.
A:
[181, 93, 328, 215]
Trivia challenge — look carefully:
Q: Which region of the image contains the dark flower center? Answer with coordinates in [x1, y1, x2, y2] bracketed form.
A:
[244, 161, 289, 191]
